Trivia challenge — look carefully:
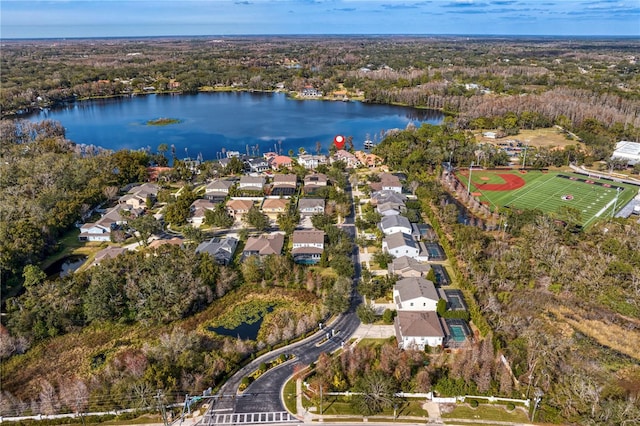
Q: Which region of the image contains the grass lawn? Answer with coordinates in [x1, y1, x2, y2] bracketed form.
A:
[282, 377, 298, 415]
[441, 404, 529, 423]
[476, 127, 578, 149]
[306, 396, 428, 417]
[456, 169, 638, 228]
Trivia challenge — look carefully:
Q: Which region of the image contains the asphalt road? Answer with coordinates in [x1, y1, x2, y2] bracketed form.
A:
[204, 180, 363, 418]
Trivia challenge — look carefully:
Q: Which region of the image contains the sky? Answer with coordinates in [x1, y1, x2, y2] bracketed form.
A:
[1, 0, 639, 39]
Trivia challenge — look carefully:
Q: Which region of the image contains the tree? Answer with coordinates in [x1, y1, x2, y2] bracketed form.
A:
[350, 370, 399, 416]
[325, 277, 351, 315]
[356, 303, 376, 324]
[127, 214, 163, 247]
[22, 264, 46, 288]
[205, 204, 234, 228]
[243, 205, 269, 232]
[182, 225, 205, 244]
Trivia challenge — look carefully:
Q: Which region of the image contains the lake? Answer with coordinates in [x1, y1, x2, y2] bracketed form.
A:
[29, 92, 443, 160]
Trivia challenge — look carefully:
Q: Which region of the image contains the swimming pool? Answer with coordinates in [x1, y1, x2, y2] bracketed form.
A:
[450, 324, 467, 342]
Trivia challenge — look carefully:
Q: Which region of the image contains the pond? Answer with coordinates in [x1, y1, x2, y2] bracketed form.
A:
[27, 92, 443, 161]
[45, 255, 87, 278]
[208, 305, 274, 341]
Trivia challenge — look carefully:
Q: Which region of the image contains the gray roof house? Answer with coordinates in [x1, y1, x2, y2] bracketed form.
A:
[239, 175, 266, 193]
[371, 190, 407, 206]
[378, 215, 412, 236]
[382, 232, 419, 259]
[389, 256, 431, 278]
[298, 198, 325, 216]
[195, 237, 239, 265]
[393, 276, 444, 312]
[376, 201, 406, 217]
[292, 230, 325, 265]
[205, 179, 234, 200]
[271, 174, 297, 196]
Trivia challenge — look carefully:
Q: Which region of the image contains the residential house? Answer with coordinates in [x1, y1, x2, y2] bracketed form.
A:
[378, 215, 412, 236]
[382, 231, 419, 259]
[120, 183, 159, 210]
[271, 174, 297, 196]
[370, 190, 407, 206]
[92, 246, 127, 266]
[393, 276, 444, 311]
[189, 199, 217, 227]
[79, 223, 112, 242]
[376, 201, 405, 217]
[395, 311, 447, 349]
[354, 151, 383, 168]
[301, 86, 321, 97]
[332, 150, 361, 168]
[205, 179, 234, 201]
[78, 204, 133, 242]
[269, 155, 293, 170]
[244, 157, 270, 173]
[298, 198, 325, 216]
[262, 198, 288, 218]
[195, 237, 239, 265]
[388, 256, 431, 278]
[243, 233, 285, 258]
[370, 173, 402, 194]
[292, 230, 325, 265]
[298, 154, 327, 170]
[226, 199, 255, 220]
[148, 237, 184, 250]
[303, 173, 328, 194]
[238, 176, 266, 193]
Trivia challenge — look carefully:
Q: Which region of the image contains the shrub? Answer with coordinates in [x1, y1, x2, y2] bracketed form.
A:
[469, 399, 479, 408]
[507, 402, 516, 411]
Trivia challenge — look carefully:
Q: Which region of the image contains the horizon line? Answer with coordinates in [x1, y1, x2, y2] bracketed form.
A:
[3, 33, 639, 42]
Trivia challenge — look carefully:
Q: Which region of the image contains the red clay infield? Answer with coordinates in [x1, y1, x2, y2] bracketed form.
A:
[478, 174, 526, 191]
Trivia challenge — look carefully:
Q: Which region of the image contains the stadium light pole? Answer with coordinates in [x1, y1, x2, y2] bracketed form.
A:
[610, 187, 621, 219]
[521, 141, 529, 170]
[468, 161, 474, 195]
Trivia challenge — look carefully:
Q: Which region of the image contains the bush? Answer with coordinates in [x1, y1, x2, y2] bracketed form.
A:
[507, 402, 516, 411]
[469, 399, 479, 408]
[382, 309, 396, 324]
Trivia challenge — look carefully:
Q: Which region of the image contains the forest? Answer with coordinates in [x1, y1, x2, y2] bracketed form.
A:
[1, 36, 639, 425]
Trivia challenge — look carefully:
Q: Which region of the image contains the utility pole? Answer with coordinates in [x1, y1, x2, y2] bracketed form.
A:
[156, 390, 169, 426]
[467, 161, 474, 195]
[522, 141, 529, 170]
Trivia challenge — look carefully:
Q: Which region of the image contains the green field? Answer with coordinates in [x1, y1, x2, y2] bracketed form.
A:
[456, 169, 639, 228]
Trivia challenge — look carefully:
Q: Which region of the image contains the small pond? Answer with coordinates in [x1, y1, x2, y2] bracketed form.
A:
[208, 305, 274, 341]
[45, 255, 87, 278]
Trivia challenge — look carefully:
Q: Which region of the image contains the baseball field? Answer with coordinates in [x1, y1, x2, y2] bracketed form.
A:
[455, 169, 639, 228]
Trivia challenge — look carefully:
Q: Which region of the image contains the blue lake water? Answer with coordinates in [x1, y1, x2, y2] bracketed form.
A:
[29, 92, 443, 161]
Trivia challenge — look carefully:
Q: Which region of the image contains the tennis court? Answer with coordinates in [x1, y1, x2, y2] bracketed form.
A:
[457, 169, 639, 228]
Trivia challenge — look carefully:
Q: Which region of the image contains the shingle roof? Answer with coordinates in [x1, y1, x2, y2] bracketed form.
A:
[395, 311, 444, 338]
[384, 232, 416, 250]
[394, 277, 439, 302]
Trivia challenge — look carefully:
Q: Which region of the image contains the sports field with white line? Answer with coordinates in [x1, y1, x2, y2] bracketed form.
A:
[455, 169, 639, 228]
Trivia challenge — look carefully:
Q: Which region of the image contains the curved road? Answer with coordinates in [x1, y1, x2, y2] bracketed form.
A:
[202, 181, 363, 419]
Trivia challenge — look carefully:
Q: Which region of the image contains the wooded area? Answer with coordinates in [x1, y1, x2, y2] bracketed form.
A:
[1, 36, 639, 424]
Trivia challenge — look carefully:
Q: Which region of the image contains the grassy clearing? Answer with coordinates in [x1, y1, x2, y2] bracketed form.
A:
[551, 306, 640, 361]
[476, 127, 578, 148]
[283, 378, 298, 415]
[441, 403, 529, 423]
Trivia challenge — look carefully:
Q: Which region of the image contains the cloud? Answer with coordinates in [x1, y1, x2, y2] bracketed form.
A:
[234, 1, 251, 4]
[332, 7, 357, 12]
[381, 3, 420, 9]
[490, 0, 517, 4]
[442, 1, 488, 8]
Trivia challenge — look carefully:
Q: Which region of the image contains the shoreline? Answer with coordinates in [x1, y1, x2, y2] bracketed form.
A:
[2, 88, 448, 120]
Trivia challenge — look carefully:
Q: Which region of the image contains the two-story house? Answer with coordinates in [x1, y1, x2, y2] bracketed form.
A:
[238, 176, 266, 194]
[271, 174, 297, 196]
[205, 179, 234, 201]
[243, 233, 285, 258]
[291, 230, 325, 264]
[298, 198, 325, 216]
